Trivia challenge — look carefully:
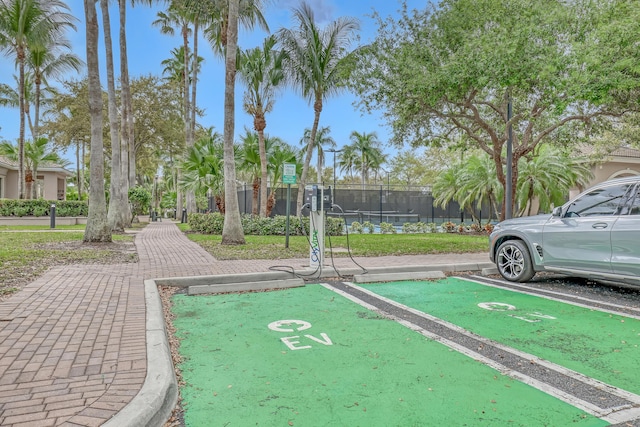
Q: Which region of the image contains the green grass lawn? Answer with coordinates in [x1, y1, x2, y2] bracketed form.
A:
[184, 229, 489, 260]
[1, 222, 488, 297]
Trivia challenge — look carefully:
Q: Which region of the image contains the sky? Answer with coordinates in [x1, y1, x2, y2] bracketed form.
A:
[0, 0, 426, 167]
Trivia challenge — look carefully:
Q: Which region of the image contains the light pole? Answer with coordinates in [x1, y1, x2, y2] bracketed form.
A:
[326, 148, 342, 189]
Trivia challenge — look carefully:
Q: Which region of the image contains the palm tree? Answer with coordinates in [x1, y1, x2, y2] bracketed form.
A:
[277, 2, 359, 214]
[338, 144, 358, 181]
[456, 154, 500, 223]
[238, 35, 286, 217]
[300, 126, 336, 184]
[26, 36, 82, 142]
[180, 134, 226, 212]
[99, 0, 127, 232]
[0, 0, 75, 199]
[0, 73, 57, 146]
[0, 137, 68, 198]
[347, 131, 384, 189]
[237, 130, 262, 215]
[83, 0, 111, 242]
[265, 137, 299, 216]
[516, 144, 592, 216]
[220, 0, 245, 244]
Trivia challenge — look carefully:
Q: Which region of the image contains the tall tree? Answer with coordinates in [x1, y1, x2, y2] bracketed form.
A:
[153, 2, 197, 214]
[299, 126, 335, 184]
[238, 34, 286, 217]
[221, 0, 244, 244]
[347, 130, 384, 188]
[352, 0, 640, 220]
[0, 0, 75, 199]
[26, 32, 82, 146]
[83, 0, 111, 242]
[119, 0, 134, 225]
[277, 2, 359, 214]
[100, 0, 126, 232]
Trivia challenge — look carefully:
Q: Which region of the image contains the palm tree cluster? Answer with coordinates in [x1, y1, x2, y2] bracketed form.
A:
[433, 146, 593, 223]
[0, 0, 81, 200]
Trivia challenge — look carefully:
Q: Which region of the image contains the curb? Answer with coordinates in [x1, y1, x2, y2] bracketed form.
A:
[103, 280, 178, 427]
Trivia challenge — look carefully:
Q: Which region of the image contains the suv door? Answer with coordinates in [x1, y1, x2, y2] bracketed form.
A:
[541, 182, 634, 273]
[611, 183, 640, 276]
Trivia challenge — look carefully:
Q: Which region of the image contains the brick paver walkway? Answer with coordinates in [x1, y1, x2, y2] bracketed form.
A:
[0, 221, 489, 426]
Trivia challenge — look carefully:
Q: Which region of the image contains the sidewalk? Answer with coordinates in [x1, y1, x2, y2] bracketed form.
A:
[0, 221, 490, 426]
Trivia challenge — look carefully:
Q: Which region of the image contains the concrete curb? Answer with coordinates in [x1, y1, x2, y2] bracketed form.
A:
[103, 280, 178, 427]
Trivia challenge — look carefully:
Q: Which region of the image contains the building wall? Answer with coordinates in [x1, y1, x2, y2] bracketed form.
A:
[569, 158, 640, 199]
[3, 169, 18, 199]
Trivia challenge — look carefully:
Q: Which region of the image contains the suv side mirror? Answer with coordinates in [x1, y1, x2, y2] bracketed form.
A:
[552, 206, 563, 217]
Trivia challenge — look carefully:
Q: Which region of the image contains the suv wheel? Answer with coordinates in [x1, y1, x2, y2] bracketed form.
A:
[496, 240, 535, 282]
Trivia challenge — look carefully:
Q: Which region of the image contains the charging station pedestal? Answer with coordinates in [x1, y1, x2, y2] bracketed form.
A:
[305, 184, 330, 269]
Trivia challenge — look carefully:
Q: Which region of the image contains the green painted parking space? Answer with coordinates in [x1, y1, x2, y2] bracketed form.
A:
[360, 277, 640, 395]
[172, 285, 607, 426]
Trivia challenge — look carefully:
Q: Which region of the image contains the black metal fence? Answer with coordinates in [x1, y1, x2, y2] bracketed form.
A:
[235, 184, 497, 225]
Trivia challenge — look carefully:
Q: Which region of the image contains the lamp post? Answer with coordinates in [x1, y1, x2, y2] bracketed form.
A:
[325, 148, 342, 190]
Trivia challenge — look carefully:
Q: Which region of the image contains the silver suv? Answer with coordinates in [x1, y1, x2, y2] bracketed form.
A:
[489, 176, 640, 285]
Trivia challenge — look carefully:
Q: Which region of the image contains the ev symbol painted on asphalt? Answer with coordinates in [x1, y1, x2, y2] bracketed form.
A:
[478, 302, 556, 323]
[268, 319, 333, 351]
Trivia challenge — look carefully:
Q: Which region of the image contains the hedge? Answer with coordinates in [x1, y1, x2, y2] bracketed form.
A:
[188, 212, 345, 236]
[0, 199, 88, 217]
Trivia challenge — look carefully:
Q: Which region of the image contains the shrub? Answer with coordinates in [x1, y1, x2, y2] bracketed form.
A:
[188, 213, 344, 236]
[470, 222, 483, 233]
[362, 221, 375, 234]
[0, 199, 87, 217]
[442, 221, 456, 233]
[349, 221, 364, 234]
[484, 223, 495, 233]
[379, 222, 396, 234]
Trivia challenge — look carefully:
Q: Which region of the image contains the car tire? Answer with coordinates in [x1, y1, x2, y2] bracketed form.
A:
[496, 240, 535, 282]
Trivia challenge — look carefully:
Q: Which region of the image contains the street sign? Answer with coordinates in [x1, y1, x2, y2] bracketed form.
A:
[283, 163, 297, 184]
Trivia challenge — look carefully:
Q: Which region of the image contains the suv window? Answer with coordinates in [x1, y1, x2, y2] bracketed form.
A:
[565, 183, 634, 217]
[626, 184, 640, 215]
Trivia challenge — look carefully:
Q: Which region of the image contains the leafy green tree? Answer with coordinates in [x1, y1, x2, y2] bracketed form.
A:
[277, 1, 359, 214]
[352, 0, 640, 220]
[238, 35, 286, 217]
[0, 0, 75, 199]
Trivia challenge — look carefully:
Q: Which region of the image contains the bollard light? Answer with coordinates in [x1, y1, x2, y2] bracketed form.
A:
[50, 203, 56, 229]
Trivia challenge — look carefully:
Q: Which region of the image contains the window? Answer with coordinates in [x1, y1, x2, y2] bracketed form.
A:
[627, 185, 640, 215]
[565, 183, 634, 217]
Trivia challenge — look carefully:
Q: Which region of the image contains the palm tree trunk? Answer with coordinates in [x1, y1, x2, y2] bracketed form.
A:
[119, 0, 132, 226]
[83, 0, 111, 243]
[257, 124, 268, 217]
[17, 47, 26, 200]
[102, 0, 124, 232]
[221, 0, 245, 245]
[296, 100, 322, 215]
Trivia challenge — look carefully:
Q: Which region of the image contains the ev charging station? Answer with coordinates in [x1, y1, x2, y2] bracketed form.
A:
[304, 184, 332, 269]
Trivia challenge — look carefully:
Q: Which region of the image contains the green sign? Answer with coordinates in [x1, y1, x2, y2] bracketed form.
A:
[283, 163, 297, 184]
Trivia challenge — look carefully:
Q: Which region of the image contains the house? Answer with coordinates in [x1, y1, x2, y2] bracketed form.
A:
[0, 155, 73, 200]
[570, 145, 640, 198]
